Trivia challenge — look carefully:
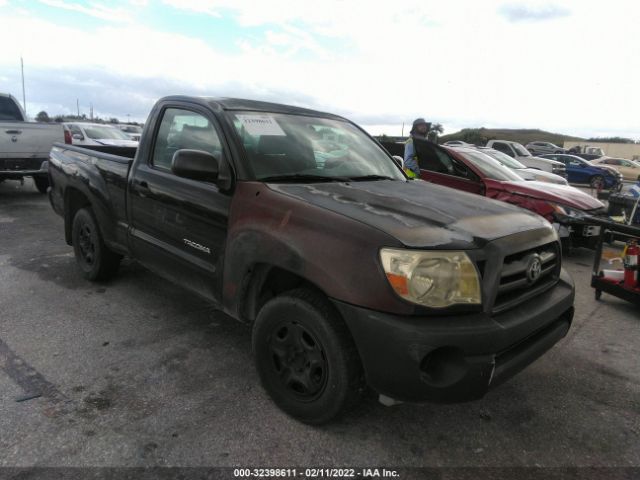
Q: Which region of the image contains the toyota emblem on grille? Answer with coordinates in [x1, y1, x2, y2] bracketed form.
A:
[526, 255, 542, 284]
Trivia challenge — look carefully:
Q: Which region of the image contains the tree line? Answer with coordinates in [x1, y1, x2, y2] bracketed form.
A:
[34, 111, 142, 125]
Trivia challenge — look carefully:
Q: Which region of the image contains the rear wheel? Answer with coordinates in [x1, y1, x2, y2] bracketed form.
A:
[71, 207, 121, 281]
[252, 288, 364, 424]
[33, 176, 49, 194]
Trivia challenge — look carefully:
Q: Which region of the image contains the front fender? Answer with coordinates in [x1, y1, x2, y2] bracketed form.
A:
[222, 182, 414, 319]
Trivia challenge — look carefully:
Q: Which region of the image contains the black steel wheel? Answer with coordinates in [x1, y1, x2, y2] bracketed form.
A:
[71, 207, 121, 281]
[252, 288, 364, 424]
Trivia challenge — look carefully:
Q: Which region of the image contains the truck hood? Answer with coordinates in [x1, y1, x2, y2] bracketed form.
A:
[490, 180, 604, 211]
[268, 180, 553, 249]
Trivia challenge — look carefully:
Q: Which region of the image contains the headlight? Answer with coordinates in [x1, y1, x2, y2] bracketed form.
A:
[550, 203, 586, 219]
[380, 249, 481, 308]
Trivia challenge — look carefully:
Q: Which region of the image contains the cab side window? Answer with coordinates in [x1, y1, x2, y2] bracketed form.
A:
[69, 125, 83, 137]
[492, 142, 513, 156]
[151, 108, 222, 171]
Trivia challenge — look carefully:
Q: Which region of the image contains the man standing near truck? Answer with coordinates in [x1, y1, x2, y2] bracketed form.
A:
[403, 118, 429, 177]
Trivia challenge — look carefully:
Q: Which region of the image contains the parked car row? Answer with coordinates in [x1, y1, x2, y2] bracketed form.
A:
[448, 136, 637, 188]
[485, 140, 567, 177]
[412, 139, 606, 250]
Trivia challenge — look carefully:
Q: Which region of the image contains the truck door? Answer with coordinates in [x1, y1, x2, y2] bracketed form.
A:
[128, 106, 231, 303]
[413, 140, 484, 195]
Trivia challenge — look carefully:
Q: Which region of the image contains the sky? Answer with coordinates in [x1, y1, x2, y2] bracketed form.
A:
[0, 0, 639, 139]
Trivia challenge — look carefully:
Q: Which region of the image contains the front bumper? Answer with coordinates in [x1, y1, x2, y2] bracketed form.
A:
[333, 268, 575, 403]
[0, 158, 48, 178]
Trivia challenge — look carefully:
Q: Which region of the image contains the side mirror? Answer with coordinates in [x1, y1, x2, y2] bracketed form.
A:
[392, 155, 404, 169]
[72, 133, 84, 140]
[171, 149, 219, 182]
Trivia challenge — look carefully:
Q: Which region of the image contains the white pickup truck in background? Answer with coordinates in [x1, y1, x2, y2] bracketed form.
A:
[1, 93, 64, 193]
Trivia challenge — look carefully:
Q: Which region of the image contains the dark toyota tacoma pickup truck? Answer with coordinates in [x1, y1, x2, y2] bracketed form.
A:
[48, 96, 575, 424]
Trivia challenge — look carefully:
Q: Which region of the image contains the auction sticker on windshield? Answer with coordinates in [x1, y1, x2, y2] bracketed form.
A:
[236, 114, 286, 136]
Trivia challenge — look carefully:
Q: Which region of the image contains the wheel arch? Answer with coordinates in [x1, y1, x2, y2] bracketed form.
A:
[237, 263, 325, 324]
[64, 187, 91, 245]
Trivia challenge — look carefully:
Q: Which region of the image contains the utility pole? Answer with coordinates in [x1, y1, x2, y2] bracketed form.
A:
[76, 98, 80, 117]
[20, 56, 26, 113]
[401, 122, 404, 137]
[90, 103, 93, 120]
[127, 113, 130, 124]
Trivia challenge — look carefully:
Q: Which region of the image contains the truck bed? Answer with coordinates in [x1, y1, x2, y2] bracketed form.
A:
[48, 143, 137, 255]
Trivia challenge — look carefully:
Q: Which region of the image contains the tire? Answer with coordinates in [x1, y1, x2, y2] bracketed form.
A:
[590, 175, 604, 189]
[252, 288, 364, 424]
[33, 176, 49, 194]
[71, 207, 121, 281]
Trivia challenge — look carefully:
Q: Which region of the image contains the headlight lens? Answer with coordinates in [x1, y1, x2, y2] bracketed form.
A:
[550, 203, 586, 219]
[380, 249, 481, 308]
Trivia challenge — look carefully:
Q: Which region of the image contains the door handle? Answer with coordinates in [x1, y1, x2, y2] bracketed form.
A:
[5, 129, 22, 134]
[135, 180, 150, 197]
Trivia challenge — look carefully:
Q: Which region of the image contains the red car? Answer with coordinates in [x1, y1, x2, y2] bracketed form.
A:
[413, 141, 606, 250]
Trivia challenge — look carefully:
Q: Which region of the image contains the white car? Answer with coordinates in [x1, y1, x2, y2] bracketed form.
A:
[63, 122, 139, 147]
[476, 147, 568, 185]
[116, 124, 143, 141]
[486, 140, 567, 177]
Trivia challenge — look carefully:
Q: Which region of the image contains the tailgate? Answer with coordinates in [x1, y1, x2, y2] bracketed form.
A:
[0, 122, 64, 158]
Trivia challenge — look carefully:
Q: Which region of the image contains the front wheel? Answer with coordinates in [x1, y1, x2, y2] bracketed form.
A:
[33, 176, 49, 194]
[71, 207, 121, 281]
[252, 288, 364, 424]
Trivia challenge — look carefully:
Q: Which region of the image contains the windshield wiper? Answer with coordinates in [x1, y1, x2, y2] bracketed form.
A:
[259, 174, 352, 183]
[347, 175, 397, 181]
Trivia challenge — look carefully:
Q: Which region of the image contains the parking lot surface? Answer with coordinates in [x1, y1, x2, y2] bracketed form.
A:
[0, 179, 638, 468]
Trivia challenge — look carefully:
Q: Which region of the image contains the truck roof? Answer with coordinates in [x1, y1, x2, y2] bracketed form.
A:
[160, 95, 346, 121]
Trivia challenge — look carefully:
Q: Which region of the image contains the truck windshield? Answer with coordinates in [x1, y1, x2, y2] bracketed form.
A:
[0, 96, 24, 121]
[457, 150, 525, 182]
[512, 143, 531, 157]
[229, 112, 405, 181]
[482, 149, 527, 169]
[84, 126, 132, 140]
